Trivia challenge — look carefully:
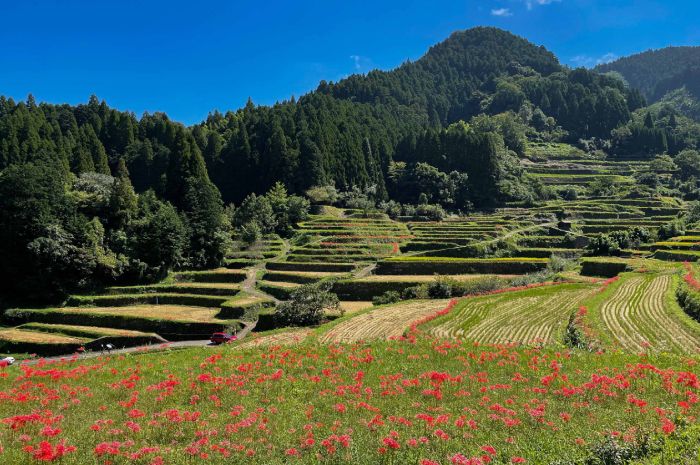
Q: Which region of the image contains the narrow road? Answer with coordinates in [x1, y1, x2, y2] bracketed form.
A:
[19, 310, 261, 366]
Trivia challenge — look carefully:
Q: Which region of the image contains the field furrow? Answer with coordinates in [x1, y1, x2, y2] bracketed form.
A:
[428, 285, 595, 345]
[596, 274, 700, 353]
[235, 329, 313, 349]
[319, 299, 451, 343]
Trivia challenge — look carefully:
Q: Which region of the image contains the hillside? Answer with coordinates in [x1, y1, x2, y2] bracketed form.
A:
[596, 46, 700, 101]
[0, 26, 699, 307]
[596, 46, 700, 121]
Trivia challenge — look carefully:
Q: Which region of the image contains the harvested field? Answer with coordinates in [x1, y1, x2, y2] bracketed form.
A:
[338, 301, 373, 314]
[0, 328, 87, 344]
[47, 305, 226, 323]
[319, 299, 451, 343]
[428, 284, 595, 345]
[18, 323, 157, 338]
[235, 328, 312, 349]
[595, 275, 700, 353]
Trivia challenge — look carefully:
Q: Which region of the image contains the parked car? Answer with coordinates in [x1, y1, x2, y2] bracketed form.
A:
[210, 332, 237, 344]
[0, 357, 16, 367]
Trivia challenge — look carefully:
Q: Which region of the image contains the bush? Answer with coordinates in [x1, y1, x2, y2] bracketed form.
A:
[273, 281, 340, 327]
[426, 277, 453, 298]
[580, 260, 628, 278]
[372, 291, 401, 306]
[676, 284, 700, 321]
[547, 254, 577, 273]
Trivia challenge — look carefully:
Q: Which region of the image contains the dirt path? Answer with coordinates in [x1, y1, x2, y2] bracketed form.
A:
[240, 238, 291, 303]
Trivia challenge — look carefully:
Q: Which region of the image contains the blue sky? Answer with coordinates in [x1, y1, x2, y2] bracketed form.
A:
[2, 0, 698, 124]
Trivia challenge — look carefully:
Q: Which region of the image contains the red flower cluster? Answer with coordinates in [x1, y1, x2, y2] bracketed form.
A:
[684, 262, 700, 291]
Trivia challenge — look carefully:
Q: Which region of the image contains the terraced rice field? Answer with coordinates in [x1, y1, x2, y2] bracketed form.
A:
[318, 299, 450, 343]
[235, 328, 312, 349]
[357, 273, 514, 282]
[0, 328, 87, 344]
[46, 305, 227, 323]
[591, 274, 700, 353]
[337, 301, 373, 314]
[427, 284, 595, 345]
[18, 323, 158, 338]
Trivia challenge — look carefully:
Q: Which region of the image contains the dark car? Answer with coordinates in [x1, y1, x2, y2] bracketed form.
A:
[210, 332, 237, 344]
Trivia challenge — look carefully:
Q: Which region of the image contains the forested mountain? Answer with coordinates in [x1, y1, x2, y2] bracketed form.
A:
[596, 47, 700, 121]
[1, 26, 698, 305]
[596, 46, 700, 101]
[195, 27, 644, 203]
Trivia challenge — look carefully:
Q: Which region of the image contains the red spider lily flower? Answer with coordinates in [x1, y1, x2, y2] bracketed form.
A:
[511, 457, 527, 463]
[382, 436, 401, 450]
[23, 440, 76, 461]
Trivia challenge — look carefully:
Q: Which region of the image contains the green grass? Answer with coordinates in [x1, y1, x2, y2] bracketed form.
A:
[423, 283, 596, 345]
[0, 335, 698, 464]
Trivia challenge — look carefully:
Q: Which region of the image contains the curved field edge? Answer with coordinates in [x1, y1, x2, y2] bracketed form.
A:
[581, 272, 700, 353]
[419, 282, 597, 346]
[0, 339, 699, 464]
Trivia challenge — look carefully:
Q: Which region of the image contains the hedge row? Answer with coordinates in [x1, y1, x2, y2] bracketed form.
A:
[263, 271, 326, 284]
[174, 270, 246, 283]
[650, 242, 699, 251]
[218, 296, 274, 319]
[3, 308, 242, 339]
[223, 259, 256, 269]
[332, 280, 426, 301]
[66, 293, 230, 308]
[266, 262, 356, 272]
[580, 260, 629, 277]
[0, 338, 83, 357]
[400, 242, 460, 253]
[511, 248, 581, 259]
[287, 254, 371, 263]
[104, 284, 240, 297]
[257, 282, 296, 300]
[653, 250, 700, 262]
[375, 258, 547, 275]
[676, 284, 700, 322]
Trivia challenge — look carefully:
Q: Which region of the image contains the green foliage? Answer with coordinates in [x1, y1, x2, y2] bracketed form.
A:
[676, 283, 700, 321]
[372, 291, 402, 306]
[596, 46, 700, 102]
[674, 149, 700, 179]
[233, 183, 310, 241]
[274, 281, 340, 327]
[587, 227, 651, 256]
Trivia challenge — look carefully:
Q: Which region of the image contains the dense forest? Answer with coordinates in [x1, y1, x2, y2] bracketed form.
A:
[596, 46, 700, 101]
[1, 27, 699, 305]
[597, 46, 700, 122]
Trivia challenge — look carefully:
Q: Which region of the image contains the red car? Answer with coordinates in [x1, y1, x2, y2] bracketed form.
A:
[210, 332, 237, 344]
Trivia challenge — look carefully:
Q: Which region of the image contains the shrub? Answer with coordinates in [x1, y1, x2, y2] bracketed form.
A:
[676, 284, 700, 321]
[372, 291, 401, 306]
[426, 277, 453, 299]
[580, 260, 628, 278]
[273, 281, 340, 327]
[547, 254, 577, 273]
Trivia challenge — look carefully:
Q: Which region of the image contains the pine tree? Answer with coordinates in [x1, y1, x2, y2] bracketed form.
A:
[111, 158, 138, 228]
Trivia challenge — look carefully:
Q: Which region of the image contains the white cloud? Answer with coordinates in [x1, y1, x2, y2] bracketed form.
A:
[491, 8, 513, 17]
[525, 0, 561, 10]
[570, 52, 618, 68]
[349, 55, 372, 71]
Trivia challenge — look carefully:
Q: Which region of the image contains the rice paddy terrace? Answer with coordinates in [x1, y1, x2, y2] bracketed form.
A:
[2, 148, 700, 358]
